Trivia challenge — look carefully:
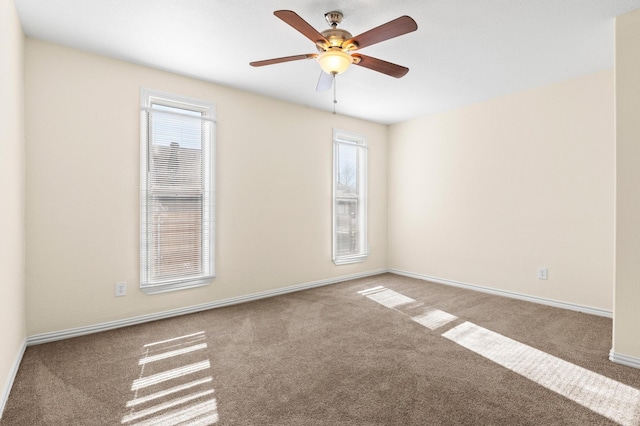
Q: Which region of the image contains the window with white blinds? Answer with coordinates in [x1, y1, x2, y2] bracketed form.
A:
[140, 89, 215, 294]
[333, 129, 368, 265]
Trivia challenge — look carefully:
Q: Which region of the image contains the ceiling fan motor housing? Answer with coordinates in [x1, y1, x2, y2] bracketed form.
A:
[318, 11, 358, 52]
[319, 28, 355, 51]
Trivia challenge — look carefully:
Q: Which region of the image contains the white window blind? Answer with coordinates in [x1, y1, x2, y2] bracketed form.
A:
[140, 89, 215, 294]
[333, 129, 368, 265]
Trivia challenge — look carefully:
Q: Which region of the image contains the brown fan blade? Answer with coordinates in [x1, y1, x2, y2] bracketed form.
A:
[274, 10, 329, 46]
[352, 54, 409, 78]
[250, 53, 317, 67]
[346, 16, 417, 50]
[316, 71, 334, 92]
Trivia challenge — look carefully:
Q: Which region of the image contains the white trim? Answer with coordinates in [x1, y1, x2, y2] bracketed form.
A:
[609, 350, 640, 370]
[140, 278, 212, 295]
[140, 88, 217, 120]
[140, 106, 216, 123]
[0, 339, 26, 420]
[26, 269, 387, 346]
[388, 269, 613, 318]
[333, 253, 368, 266]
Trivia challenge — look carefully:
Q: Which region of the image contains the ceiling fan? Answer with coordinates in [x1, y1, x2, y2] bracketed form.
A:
[250, 10, 418, 91]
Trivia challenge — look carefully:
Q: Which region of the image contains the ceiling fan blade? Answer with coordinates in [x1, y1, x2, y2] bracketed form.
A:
[346, 16, 417, 50]
[274, 10, 329, 46]
[352, 54, 409, 78]
[250, 53, 317, 67]
[316, 71, 334, 92]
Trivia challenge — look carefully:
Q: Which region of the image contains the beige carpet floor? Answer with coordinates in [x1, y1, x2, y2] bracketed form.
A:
[2, 273, 640, 425]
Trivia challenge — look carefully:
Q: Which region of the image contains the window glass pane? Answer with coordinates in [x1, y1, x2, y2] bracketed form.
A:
[335, 198, 359, 255]
[336, 143, 358, 195]
[148, 109, 205, 282]
[150, 104, 203, 150]
[148, 196, 203, 281]
[149, 111, 203, 192]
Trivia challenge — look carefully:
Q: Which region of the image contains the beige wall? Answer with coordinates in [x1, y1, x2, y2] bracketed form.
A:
[0, 0, 26, 412]
[24, 39, 388, 335]
[389, 70, 615, 311]
[614, 8, 640, 360]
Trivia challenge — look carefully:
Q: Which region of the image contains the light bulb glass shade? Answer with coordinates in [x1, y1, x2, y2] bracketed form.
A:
[317, 49, 352, 75]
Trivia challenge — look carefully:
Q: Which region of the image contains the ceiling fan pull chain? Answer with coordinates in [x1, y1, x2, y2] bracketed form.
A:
[333, 73, 337, 115]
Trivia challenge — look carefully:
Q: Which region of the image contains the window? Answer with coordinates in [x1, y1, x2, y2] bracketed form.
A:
[333, 129, 368, 265]
[140, 89, 215, 294]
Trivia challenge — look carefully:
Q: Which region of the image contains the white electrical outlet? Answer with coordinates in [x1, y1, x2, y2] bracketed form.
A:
[537, 267, 548, 280]
[115, 281, 127, 296]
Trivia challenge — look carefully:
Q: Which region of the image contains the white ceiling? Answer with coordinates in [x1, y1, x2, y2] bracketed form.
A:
[14, 0, 640, 125]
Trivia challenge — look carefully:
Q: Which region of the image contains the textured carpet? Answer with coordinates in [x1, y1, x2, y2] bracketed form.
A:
[2, 273, 640, 425]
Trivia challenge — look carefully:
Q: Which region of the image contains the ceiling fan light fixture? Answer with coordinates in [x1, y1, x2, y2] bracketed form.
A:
[317, 49, 352, 75]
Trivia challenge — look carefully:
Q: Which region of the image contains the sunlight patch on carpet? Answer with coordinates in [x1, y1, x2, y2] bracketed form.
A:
[443, 321, 640, 426]
[122, 331, 218, 425]
[359, 286, 456, 330]
[131, 361, 211, 391]
[411, 309, 458, 330]
[144, 331, 207, 348]
[139, 343, 208, 365]
[358, 286, 416, 309]
[126, 399, 218, 426]
[126, 378, 213, 408]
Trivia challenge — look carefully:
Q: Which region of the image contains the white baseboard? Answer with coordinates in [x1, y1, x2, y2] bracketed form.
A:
[26, 269, 388, 346]
[609, 350, 640, 369]
[388, 269, 613, 318]
[0, 339, 26, 420]
[27, 268, 613, 346]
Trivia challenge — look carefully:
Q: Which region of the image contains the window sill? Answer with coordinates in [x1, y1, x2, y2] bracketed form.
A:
[333, 254, 368, 266]
[141, 276, 214, 295]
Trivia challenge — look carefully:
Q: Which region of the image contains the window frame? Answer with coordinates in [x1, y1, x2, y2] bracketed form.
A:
[140, 88, 216, 294]
[332, 128, 369, 265]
